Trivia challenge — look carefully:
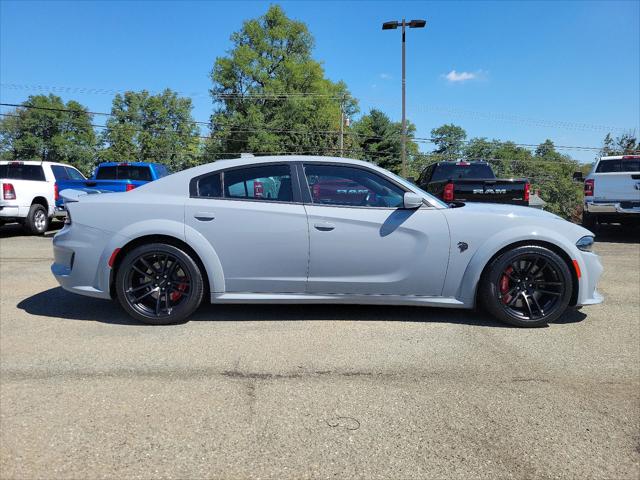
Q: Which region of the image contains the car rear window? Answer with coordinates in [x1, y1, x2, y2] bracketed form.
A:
[95, 165, 153, 181]
[0, 163, 46, 181]
[431, 163, 496, 181]
[596, 159, 640, 173]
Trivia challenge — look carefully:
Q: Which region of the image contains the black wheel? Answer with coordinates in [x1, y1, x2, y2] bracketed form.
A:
[479, 245, 573, 327]
[582, 211, 596, 230]
[115, 243, 204, 325]
[24, 203, 49, 235]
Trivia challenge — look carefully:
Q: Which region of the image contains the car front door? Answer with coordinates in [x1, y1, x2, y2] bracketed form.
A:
[301, 163, 450, 296]
[184, 163, 309, 294]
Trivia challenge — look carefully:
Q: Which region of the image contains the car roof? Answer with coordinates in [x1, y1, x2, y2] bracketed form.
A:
[97, 162, 159, 167]
[0, 160, 69, 167]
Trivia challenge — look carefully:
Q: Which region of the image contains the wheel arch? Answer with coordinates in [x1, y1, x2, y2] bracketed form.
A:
[109, 234, 215, 299]
[31, 196, 49, 213]
[473, 239, 579, 308]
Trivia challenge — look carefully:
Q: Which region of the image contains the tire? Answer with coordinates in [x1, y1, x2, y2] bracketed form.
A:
[479, 245, 573, 327]
[24, 203, 49, 235]
[582, 211, 596, 230]
[115, 243, 204, 325]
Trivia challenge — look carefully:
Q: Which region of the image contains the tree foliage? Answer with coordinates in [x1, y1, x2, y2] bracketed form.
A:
[100, 89, 200, 171]
[205, 5, 357, 159]
[351, 109, 418, 174]
[599, 131, 639, 157]
[0, 94, 97, 173]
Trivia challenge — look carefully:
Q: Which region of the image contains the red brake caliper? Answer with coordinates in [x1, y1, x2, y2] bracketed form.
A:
[170, 282, 187, 302]
[500, 267, 513, 304]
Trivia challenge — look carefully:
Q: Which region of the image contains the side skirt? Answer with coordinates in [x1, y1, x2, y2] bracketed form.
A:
[210, 292, 469, 308]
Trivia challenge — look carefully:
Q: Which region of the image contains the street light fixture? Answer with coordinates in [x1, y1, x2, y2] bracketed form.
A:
[382, 18, 426, 177]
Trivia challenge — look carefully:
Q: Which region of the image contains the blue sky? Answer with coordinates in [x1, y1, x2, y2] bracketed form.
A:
[1, 0, 638, 163]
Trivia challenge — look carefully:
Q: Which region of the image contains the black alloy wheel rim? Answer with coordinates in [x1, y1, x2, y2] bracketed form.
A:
[497, 254, 566, 321]
[125, 252, 192, 318]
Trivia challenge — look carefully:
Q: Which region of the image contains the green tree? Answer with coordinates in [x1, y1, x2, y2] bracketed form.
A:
[430, 123, 467, 159]
[351, 109, 418, 174]
[598, 131, 639, 157]
[0, 94, 97, 173]
[100, 89, 200, 171]
[205, 5, 357, 160]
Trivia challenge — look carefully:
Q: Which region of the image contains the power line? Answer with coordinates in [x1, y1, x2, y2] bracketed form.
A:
[1, 103, 615, 152]
[3, 81, 634, 134]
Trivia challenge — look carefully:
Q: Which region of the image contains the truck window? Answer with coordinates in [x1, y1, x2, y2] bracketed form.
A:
[154, 165, 169, 178]
[0, 163, 46, 181]
[51, 165, 70, 180]
[596, 159, 640, 173]
[96, 165, 152, 181]
[431, 163, 496, 181]
[66, 167, 86, 180]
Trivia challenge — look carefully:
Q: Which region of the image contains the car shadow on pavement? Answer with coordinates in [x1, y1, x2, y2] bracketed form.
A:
[17, 287, 586, 328]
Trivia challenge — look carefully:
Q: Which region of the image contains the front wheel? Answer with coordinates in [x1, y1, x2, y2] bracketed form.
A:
[479, 245, 573, 327]
[115, 243, 204, 325]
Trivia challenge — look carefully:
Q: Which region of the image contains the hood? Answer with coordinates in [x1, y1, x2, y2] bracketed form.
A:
[455, 202, 564, 220]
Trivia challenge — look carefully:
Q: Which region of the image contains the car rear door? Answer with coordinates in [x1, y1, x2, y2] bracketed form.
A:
[184, 163, 310, 294]
[300, 163, 450, 296]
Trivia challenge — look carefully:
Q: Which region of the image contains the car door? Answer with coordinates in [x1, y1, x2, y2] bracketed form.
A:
[301, 163, 450, 296]
[184, 163, 309, 294]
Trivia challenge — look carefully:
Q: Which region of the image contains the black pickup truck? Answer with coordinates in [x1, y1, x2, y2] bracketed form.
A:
[418, 161, 530, 206]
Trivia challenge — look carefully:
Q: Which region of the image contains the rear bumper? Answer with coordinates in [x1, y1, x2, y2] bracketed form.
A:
[51, 223, 126, 300]
[0, 204, 27, 219]
[584, 200, 640, 215]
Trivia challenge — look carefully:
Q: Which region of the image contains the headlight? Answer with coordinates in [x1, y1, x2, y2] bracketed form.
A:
[576, 236, 594, 252]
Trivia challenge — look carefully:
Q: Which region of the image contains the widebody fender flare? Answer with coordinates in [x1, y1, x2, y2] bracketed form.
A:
[106, 219, 225, 294]
[453, 226, 584, 306]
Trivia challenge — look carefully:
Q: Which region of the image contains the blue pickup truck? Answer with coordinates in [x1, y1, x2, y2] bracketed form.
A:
[55, 162, 170, 210]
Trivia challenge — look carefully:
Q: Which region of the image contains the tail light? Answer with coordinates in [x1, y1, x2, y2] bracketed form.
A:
[524, 183, 530, 203]
[54, 182, 59, 201]
[443, 182, 454, 202]
[125, 184, 136, 192]
[2, 183, 16, 200]
[584, 179, 594, 196]
[253, 180, 263, 198]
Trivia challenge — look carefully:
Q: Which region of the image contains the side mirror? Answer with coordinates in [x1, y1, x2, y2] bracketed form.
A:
[403, 192, 423, 209]
[573, 171, 584, 182]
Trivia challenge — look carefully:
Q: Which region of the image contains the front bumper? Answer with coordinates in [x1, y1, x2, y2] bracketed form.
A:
[576, 251, 604, 306]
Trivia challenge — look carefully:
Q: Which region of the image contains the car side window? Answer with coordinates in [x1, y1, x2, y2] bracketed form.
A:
[196, 172, 222, 198]
[303, 164, 405, 208]
[223, 165, 293, 202]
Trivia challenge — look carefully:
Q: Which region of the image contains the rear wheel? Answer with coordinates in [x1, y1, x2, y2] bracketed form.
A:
[24, 204, 49, 235]
[479, 245, 573, 327]
[115, 243, 204, 325]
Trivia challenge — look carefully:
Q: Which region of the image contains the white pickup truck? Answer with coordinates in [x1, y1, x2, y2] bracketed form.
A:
[0, 160, 85, 234]
[582, 155, 640, 228]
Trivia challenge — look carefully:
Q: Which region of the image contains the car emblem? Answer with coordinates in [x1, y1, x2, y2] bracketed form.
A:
[635, 182, 640, 190]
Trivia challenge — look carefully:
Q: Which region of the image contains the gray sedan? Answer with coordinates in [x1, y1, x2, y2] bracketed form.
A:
[52, 156, 603, 327]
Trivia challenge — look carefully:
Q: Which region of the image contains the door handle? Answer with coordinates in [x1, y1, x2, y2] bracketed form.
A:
[194, 212, 215, 221]
[314, 222, 335, 231]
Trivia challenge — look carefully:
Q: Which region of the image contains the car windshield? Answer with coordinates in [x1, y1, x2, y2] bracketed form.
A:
[432, 163, 496, 181]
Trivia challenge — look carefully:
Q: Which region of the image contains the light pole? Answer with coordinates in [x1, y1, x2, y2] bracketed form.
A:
[382, 19, 426, 177]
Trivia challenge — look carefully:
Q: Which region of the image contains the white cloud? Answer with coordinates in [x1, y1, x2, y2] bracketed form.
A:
[379, 73, 392, 80]
[444, 70, 483, 83]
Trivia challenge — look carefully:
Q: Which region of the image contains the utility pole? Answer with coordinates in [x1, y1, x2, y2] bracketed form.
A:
[339, 100, 344, 157]
[382, 18, 426, 177]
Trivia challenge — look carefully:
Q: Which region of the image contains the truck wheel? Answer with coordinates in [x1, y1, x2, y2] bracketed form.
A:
[115, 243, 204, 325]
[24, 204, 49, 235]
[582, 211, 596, 230]
[479, 245, 573, 327]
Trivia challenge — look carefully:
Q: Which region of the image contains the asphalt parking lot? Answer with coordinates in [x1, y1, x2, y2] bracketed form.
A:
[0, 223, 638, 479]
